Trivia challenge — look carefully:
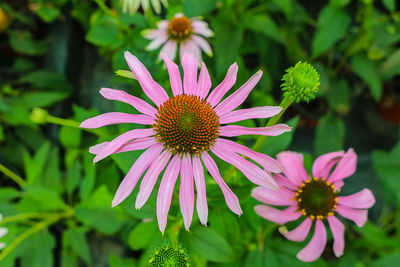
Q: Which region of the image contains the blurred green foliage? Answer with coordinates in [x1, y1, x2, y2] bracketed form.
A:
[0, 0, 399, 266]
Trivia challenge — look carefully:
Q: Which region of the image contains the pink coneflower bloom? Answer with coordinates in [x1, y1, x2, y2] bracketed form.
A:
[143, 13, 213, 61]
[80, 51, 291, 232]
[252, 149, 375, 262]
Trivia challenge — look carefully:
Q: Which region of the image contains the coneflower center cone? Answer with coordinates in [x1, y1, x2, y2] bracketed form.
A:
[154, 95, 220, 156]
[168, 16, 192, 41]
[295, 178, 338, 220]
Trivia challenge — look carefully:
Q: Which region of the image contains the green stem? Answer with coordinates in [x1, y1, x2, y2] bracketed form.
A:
[46, 115, 80, 128]
[0, 212, 49, 225]
[0, 209, 74, 261]
[0, 163, 26, 186]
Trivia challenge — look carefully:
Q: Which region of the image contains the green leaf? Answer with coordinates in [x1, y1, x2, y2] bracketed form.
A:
[79, 153, 96, 200]
[382, 0, 396, 12]
[128, 221, 159, 250]
[64, 228, 92, 265]
[24, 184, 66, 211]
[312, 6, 351, 58]
[325, 79, 350, 114]
[272, 0, 292, 17]
[59, 126, 82, 148]
[314, 115, 345, 155]
[19, 92, 69, 108]
[372, 253, 400, 267]
[185, 226, 234, 263]
[245, 247, 278, 267]
[244, 15, 285, 44]
[9, 31, 47, 56]
[18, 70, 73, 91]
[109, 253, 136, 267]
[20, 232, 56, 267]
[351, 53, 382, 100]
[66, 160, 81, 195]
[86, 24, 120, 46]
[23, 141, 51, 184]
[36, 5, 60, 23]
[380, 49, 400, 80]
[183, 0, 218, 16]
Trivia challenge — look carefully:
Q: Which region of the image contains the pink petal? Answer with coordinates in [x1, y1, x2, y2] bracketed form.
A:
[180, 40, 201, 61]
[80, 112, 154, 129]
[146, 34, 168, 50]
[181, 53, 198, 95]
[328, 148, 357, 183]
[143, 29, 165, 40]
[160, 40, 178, 61]
[89, 137, 156, 155]
[337, 189, 375, 209]
[254, 205, 301, 225]
[206, 63, 238, 107]
[124, 52, 169, 107]
[217, 138, 282, 173]
[312, 151, 344, 180]
[279, 218, 312, 242]
[297, 219, 327, 262]
[251, 186, 295, 206]
[179, 155, 195, 230]
[327, 216, 345, 257]
[201, 152, 242, 215]
[212, 142, 279, 190]
[111, 144, 163, 207]
[274, 173, 299, 191]
[277, 151, 309, 186]
[135, 150, 171, 209]
[156, 155, 181, 233]
[193, 156, 208, 225]
[192, 21, 213, 37]
[336, 206, 368, 227]
[219, 106, 282, 124]
[219, 124, 291, 137]
[214, 71, 263, 116]
[99, 88, 157, 117]
[157, 20, 169, 30]
[191, 35, 213, 56]
[161, 52, 183, 96]
[195, 62, 212, 99]
[93, 128, 154, 163]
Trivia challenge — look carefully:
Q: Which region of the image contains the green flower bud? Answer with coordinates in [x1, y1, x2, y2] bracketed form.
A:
[149, 242, 191, 267]
[30, 108, 48, 124]
[281, 62, 320, 103]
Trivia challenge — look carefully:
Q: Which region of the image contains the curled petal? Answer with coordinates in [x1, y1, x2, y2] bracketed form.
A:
[327, 216, 345, 257]
[277, 151, 309, 186]
[251, 187, 295, 206]
[336, 206, 368, 227]
[160, 40, 178, 61]
[297, 219, 327, 262]
[191, 35, 213, 56]
[312, 151, 344, 180]
[219, 124, 291, 137]
[279, 218, 313, 242]
[337, 189, 375, 209]
[192, 21, 213, 37]
[328, 148, 357, 183]
[146, 34, 168, 50]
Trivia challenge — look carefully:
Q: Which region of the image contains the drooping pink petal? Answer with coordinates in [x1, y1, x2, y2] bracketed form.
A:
[254, 205, 301, 225]
[277, 151, 309, 186]
[135, 150, 171, 209]
[156, 155, 181, 233]
[111, 144, 163, 207]
[212, 143, 279, 190]
[274, 173, 299, 191]
[312, 151, 344, 180]
[327, 216, 345, 257]
[328, 148, 357, 183]
[336, 206, 368, 227]
[214, 71, 263, 116]
[195, 62, 212, 99]
[93, 128, 155, 163]
[206, 63, 238, 107]
[179, 155, 195, 230]
[191, 35, 213, 56]
[219, 124, 291, 137]
[251, 186, 295, 206]
[217, 138, 282, 173]
[146, 33, 168, 50]
[192, 21, 213, 37]
[192, 156, 208, 225]
[219, 106, 282, 124]
[279, 218, 312, 242]
[180, 40, 201, 61]
[124, 52, 169, 107]
[160, 40, 178, 61]
[89, 137, 156, 155]
[161, 52, 183, 96]
[100, 88, 157, 117]
[297, 219, 327, 262]
[201, 152, 242, 215]
[80, 112, 154, 129]
[181, 53, 198, 95]
[337, 189, 375, 209]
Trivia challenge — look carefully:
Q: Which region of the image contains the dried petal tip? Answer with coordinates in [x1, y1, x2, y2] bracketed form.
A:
[281, 62, 320, 103]
[149, 242, 191, 267]
[30, 108, 48, 124]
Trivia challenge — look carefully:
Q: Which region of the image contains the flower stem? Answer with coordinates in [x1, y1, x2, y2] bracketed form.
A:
[46, 115, 80, 128]
[0, 212, 49, 225]
[0, 163, 26, 187]
[0, 209, 74, 261]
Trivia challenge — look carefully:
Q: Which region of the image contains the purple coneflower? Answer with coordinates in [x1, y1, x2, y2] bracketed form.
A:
[81, 51, 291, 232]
[252, 149, 375, 262]
[143, 13, 213, 61]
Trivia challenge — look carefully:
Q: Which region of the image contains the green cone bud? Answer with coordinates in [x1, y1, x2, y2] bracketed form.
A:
[149, 242, 191, 267]
[281, 62, 320, 103]
[30, 108, 48, 124]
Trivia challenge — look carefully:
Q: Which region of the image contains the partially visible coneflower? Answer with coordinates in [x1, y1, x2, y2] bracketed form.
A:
[0, 214, 8, 250]
[81, 51, 291, 232]
[120, 0, 168, 15]
[143, 13, 213, 61]
[252, 149, 375, 262]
